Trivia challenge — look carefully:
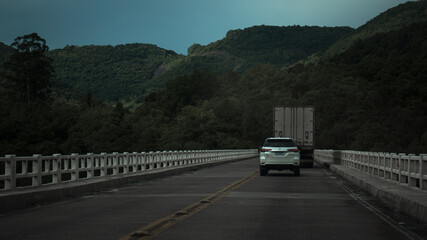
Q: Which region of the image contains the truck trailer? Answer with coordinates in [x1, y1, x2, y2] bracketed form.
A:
[273, 106, 315, 167]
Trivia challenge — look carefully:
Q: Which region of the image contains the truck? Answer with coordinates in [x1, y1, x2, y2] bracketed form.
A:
[273, 106, 315, 167]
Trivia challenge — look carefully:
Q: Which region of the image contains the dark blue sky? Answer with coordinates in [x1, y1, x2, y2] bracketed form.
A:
[0, 0, 410, 55]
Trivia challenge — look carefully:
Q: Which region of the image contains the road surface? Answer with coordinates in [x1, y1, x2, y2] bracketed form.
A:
[0, 157, 425, 239]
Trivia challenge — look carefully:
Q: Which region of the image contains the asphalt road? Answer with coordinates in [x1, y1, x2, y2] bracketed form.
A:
[0, 157, 426, 240]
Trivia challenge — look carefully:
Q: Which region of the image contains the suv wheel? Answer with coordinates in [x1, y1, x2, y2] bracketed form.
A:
[260, 166, 268, 176]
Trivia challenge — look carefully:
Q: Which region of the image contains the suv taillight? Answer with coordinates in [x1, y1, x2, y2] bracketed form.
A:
[261, 148, 272, 152]
[288, 148, 299, 152]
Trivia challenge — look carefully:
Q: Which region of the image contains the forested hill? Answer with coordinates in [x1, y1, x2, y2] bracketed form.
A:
[3, 19, 423, 156]
[1, 3, 427, 156]
[44, 26, 352, 104]
[47, 44, 181, 104]
[122, 20, 427, 154]
[2, 1, 426, 106]
[153, 26, 353, 88]
[324, 0, 427, 58]
[188, 25, 353, 65]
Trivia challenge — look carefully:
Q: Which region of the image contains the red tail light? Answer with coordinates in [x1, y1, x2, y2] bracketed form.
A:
[261, 148, 272, 152]
[288, 148, 299, 152]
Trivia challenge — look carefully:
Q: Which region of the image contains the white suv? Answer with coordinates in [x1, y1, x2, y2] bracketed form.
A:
[259, 137, 300, 176]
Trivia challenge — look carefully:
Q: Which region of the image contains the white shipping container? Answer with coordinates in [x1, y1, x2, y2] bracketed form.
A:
[274, 106, 315, 147]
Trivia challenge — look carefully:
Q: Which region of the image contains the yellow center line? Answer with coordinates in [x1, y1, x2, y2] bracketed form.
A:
[118, 170, 259, 240]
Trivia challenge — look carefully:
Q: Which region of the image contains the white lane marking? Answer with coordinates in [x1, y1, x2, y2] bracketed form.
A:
[325, 170, 423, 240]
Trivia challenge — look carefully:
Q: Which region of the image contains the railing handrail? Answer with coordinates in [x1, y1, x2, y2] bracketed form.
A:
[314, 149, 427, 191]
[0, 149, 258, 191]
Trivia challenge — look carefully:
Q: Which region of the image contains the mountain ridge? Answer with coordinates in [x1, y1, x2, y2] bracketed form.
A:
[324, 0, 427, 58]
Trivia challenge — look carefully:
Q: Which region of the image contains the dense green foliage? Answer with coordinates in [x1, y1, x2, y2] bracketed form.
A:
[48, 44, 180, 103]
[0, 42, 16, 95]
[0, 42, 14, 64]
[325, 21, 427, 153]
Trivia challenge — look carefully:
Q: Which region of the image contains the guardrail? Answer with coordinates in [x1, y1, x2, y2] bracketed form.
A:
[0, 149, 258, 191]
[314, 150, 427, 190]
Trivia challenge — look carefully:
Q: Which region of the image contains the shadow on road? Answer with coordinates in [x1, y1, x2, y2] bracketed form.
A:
[264, 172, 297, 177]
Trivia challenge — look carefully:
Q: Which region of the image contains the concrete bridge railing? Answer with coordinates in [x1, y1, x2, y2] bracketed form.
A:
[314, 150, 427, 191]
[0, 149, 258, 191]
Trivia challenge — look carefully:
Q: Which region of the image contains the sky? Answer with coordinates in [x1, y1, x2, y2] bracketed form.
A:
[0, 0, 411, 55]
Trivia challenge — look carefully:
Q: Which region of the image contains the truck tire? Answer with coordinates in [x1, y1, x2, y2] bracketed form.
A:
[293, 167, 300, 176]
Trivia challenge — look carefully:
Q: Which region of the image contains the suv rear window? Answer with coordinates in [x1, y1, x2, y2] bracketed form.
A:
[263, 139, 296, 147]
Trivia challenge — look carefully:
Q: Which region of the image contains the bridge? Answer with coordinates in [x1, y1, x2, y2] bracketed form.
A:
[0, 149, 426, 239]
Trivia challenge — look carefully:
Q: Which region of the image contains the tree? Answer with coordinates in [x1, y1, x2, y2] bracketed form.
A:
[3, 33, 53, 108]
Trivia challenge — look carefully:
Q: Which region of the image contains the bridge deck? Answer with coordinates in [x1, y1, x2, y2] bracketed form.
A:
[0, 158, 425, 239]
